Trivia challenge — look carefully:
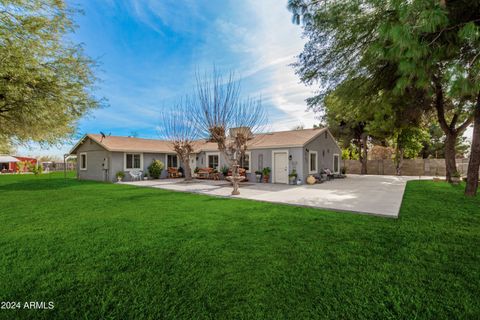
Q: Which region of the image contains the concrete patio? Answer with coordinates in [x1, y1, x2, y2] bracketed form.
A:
[122, 175, 426, 218]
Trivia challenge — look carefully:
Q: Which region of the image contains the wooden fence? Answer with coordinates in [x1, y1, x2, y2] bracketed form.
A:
[342, 158, 470, 176]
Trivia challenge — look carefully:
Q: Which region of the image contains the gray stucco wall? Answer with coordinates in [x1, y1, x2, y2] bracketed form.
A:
[75, 130, 341, 184]
[303, 130, 342, 181]
[109, 152, 176, 182]
[195, 148, 304, 183]
[75, 138, 179, 182]
[76, 139, 109, 182]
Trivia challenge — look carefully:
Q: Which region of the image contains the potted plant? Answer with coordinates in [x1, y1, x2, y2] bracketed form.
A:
[255, 170, 262, 183]
[143, 172, 149, 180]
[178, 166, 184, 177]
[262, 167, 271, 183]
[221, 165, 229, 179]
[288, 169, 297, 185]
[193, 167, 200, 178]
[341, 166, 347, 175]
[116, 171, 125, 182]
[451, 171, 461, 185]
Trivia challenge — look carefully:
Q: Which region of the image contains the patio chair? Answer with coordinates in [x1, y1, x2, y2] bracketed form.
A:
[167, 167, 180, 178]
[197, 168, 213, 179]
[320, 168, 334, 181]
[129, 170, 143, 181]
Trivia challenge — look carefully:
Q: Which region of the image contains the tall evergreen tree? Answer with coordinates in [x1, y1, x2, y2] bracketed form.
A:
[288, 0, 480, 194]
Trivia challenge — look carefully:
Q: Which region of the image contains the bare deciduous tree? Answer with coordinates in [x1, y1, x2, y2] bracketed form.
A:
[159, 100, 197, 181]
[191, 69, 267, 195]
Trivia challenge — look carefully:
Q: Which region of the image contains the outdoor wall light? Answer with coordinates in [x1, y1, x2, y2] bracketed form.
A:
[289, 155, 292, 160]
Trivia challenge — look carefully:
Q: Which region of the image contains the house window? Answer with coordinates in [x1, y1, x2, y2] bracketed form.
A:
[309, 151, 318, 174]
[240, 152, 251, 172]
[207, 153, 219, 170]
[80, 153, 87, 170]
[125, 153, 142, 170]
[167, 154, 178, 168]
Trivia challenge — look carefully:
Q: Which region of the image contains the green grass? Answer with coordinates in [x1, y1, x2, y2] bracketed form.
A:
[0, 173, 479, 319]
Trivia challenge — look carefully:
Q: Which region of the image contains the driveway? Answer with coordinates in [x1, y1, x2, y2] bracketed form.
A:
[123, 175, 425, 218]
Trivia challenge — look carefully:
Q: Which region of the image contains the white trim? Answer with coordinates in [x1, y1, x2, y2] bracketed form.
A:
[271, 149, 289, 184]
[79, 152, 87, 171]
[206, 152, 220, 170]
[241, 151, 252, 173]
[308, 150, 318, 174]
[333, 153, 340, 174]
[166, 153, 179, 168]
[124, 152, 143, 171]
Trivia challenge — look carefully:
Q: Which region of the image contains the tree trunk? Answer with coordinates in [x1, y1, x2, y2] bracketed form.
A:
[444, 133, 458, 182]
[465, 94, 480, 196]
[360, 134, 368, 174]
[396, 147, 404, 176]
[183, 155, 192, 181]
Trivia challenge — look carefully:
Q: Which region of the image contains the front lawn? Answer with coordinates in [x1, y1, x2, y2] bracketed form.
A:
[0, 173, 479, 319]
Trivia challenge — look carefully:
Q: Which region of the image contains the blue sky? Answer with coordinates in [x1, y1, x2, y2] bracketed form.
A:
[20, 0, 316, 157]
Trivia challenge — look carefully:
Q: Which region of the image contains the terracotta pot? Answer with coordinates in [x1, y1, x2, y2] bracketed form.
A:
[263, 175, 269, 183]
[306, 175, 316, 185]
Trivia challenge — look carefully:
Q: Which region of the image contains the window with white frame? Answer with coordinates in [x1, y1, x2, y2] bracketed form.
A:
[207, 153, 219, 170]
[125, 153, 142, 170]
[309, 151, 318, 174]
[80, 153, 87, 170]
[240, 151, 251, 172]
[167, 154, 178, 168]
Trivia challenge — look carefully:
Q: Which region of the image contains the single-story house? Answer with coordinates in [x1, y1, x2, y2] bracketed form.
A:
[69, 127, 342, 184]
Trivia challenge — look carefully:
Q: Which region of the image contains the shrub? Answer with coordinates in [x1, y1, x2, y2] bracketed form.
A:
[289, 169, 297, 178]
[116, 171, 125, 179]
[16, 161, 27, 173]
[148, 160, 164, 179]
[262, 167, 271, 176]
[27, 162, 43, 175]
[341, 166, 347, 174]
[220, 165, 229, 176]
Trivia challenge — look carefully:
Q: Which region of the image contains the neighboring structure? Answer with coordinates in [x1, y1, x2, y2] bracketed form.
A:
[0, 155, 37, 173]
[69, 128, 342, 183]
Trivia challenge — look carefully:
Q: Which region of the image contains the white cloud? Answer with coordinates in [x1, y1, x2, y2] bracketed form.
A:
[215, 0, 317, 130]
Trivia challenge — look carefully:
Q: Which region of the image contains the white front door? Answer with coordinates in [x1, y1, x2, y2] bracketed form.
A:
[273, 152, 288, 184]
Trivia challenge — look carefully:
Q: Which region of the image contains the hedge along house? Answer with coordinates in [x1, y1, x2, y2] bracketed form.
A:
[70, 128, 341, 184]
